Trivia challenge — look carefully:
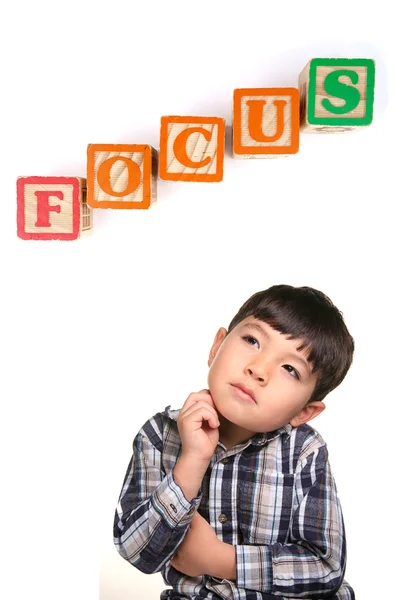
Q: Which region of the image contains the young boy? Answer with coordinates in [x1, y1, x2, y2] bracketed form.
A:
[113, 284, 355, 600]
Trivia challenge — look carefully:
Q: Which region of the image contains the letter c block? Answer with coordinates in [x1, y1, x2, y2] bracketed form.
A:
[233, 88, 300, 158]
[159, 116, 225, 182]
[299, 58, 375, 132]
[16, 176, 91, 240]
[87, 144, 158, 209]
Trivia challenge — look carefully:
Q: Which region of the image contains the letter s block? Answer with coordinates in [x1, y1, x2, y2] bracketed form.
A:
[16, 176, 92, 240]
[299, 58, 375, 132]
[232, 88, 300, 158]
[159, 116, 225, 182]
[87, 144, 158, 209]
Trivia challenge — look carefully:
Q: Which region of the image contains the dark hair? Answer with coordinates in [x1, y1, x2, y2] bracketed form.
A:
[227, 284, 354, 404]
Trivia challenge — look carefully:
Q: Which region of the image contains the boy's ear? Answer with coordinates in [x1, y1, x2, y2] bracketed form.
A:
[289, 401, 326, 428]
[208, 327, 228, 367]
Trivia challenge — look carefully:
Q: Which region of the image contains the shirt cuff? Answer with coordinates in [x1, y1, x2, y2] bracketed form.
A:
[235, 544, 273, 593]
[152, 470, 202, 528]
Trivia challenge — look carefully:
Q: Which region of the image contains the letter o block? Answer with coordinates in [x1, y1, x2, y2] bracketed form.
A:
[299, 58, 375, 132]
[17, 176, 91, 240]
[159, 116, 225, 182]
[233, 88, 300, 158]
[87, 144, 158, 209]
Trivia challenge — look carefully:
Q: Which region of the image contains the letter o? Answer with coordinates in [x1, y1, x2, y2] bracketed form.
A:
[97, 156, 141, 197]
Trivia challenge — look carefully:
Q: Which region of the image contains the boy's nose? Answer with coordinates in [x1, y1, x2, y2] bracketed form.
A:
[246, 364, 268, 382]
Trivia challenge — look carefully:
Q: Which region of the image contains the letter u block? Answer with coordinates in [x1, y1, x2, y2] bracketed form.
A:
[299, 58, 376, 132]
[17, 176, 92, 240]
[232, 88, 300, 158]
[87, 144, 158, 209]
[159, 116, 225, 182]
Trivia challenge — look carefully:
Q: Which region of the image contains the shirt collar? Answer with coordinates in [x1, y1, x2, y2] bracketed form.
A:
[164, 405, 292, 447]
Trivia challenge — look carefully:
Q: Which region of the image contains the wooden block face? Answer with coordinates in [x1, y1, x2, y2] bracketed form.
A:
[233, 88, 300, 157]
[301, 58, 375, 131]
[17, 176, 84, 240]
[159, 116, 225, 182]
[87, 144, 158, 209]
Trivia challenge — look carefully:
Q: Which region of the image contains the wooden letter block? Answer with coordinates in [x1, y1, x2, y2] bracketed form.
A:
[233, 88, 300, 158]
[159, 116, 225, 182]
[87, 144, 158, 209]
[17, 176, 92, 240]
[299, 58, 375, 132]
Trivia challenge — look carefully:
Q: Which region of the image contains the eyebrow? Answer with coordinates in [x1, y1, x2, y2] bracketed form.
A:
[242, 322, 312, 375]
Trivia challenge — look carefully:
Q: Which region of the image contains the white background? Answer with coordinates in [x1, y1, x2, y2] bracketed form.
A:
[1, 1, 399, 599]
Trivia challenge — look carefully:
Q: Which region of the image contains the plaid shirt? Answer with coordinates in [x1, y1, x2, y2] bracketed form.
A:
[114, 405, 355, 600]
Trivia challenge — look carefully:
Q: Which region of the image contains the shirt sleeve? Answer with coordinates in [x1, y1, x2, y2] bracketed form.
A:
[113, 429, 203, 574]
[235, 444, 347, 598]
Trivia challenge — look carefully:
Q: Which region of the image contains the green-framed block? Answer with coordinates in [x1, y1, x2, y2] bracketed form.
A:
[300, 58, 375, 131]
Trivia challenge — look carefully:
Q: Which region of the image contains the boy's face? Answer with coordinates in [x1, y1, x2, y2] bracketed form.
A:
[207, 316, 325, 447]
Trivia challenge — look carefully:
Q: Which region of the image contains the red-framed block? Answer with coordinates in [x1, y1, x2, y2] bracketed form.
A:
[17, 176, 91, 240]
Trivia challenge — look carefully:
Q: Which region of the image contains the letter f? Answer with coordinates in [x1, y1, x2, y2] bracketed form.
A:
[34, 190, 64, 227]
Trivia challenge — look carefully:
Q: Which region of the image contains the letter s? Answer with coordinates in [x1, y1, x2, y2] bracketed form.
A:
[321, 69, 360, 115]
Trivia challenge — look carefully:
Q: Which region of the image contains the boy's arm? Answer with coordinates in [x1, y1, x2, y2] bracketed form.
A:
[113, 427, 205, 574]
[231, 444, 347, 598]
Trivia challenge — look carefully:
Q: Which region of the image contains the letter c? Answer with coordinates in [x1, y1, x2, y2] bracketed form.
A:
[173, 128, 212, 169]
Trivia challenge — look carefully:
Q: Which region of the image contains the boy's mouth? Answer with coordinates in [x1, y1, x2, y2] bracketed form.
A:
[231, 383, 256, 403]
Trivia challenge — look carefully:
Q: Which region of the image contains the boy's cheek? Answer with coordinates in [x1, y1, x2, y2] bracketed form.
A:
[206, 372, 214, 395]
[206, 372, 219, 397]
[207, 382, 225, 413]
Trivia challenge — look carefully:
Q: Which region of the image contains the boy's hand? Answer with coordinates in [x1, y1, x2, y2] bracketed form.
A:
[170, 511, 222, 577]
[177, 389, 220, 462]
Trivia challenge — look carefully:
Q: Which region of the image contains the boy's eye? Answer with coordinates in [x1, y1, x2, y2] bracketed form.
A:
[283, 365, 300, 380]
[242, 335, 259, 347]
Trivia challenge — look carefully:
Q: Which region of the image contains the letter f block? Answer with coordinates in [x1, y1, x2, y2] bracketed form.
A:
[17, 176, 91, 240]
[159, 116, 225, 182]
[299, 58, 375, 132]
[232, 88, 300, 158]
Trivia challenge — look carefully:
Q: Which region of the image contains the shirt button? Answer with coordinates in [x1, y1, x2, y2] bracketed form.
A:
[221, 457, 229, 464]
[218, 514, 228, 523]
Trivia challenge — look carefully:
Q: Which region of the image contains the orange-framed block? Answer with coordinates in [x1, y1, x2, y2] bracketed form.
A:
[232, 88, 300, 158]
[159, 116, 225, 182]
[87, 144, 158, 209]
[17, 176, 92, 241]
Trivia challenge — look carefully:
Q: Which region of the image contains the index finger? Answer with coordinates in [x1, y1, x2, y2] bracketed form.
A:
[200, 389, 218, 410]
[193, 389, 218, 411]
[181, 389, 216, 412]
